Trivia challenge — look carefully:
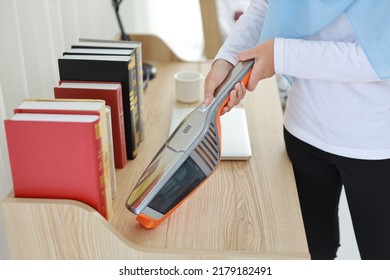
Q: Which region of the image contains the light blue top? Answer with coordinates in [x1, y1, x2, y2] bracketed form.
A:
[260, 0, 390, 79]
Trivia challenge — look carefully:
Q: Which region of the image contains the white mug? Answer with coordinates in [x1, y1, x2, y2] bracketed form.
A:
[174, 71, 204, 103]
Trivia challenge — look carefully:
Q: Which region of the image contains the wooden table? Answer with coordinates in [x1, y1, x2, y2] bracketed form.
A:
[2, 61, 309, 259]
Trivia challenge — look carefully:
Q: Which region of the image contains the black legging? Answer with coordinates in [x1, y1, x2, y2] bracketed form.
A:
[284, 128, 390, 260]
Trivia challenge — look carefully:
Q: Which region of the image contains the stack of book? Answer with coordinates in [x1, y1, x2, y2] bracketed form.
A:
[4, 38, 146, 221]
[58, 38, 145, 161]
[5, 99, 114, 220]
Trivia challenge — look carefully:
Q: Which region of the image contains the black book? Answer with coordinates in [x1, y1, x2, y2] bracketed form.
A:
[73, 38, 145, 142]
[58, 54, 139, 159]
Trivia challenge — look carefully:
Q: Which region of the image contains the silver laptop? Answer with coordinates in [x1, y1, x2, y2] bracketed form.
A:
[169, 107, 252, 160]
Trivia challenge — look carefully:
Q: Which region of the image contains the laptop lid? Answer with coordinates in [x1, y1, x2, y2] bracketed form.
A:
[169, 107, 252, 160]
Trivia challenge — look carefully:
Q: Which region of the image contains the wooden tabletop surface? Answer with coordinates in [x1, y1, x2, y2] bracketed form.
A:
[112, 61, 309, 259]
[2, 61, 309, 260]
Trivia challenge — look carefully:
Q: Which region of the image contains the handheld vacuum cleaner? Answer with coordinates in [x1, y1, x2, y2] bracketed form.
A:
[126, 59, 254, 228]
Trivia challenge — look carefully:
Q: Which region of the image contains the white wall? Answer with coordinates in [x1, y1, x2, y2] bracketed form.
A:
[0, 0, 203, 117]
[0, 0, 203, 260]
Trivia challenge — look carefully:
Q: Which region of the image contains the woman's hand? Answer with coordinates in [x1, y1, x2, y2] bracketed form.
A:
[203, 59, 233, 104]
[237, 38, 275, 92]
[203, 39, 275, 114]
[203, 59, 248, 115]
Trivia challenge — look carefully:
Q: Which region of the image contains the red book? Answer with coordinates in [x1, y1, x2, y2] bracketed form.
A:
[5, 113, 108, 219]
[12, 99, 114, 219]
[54, 81, 127, 169]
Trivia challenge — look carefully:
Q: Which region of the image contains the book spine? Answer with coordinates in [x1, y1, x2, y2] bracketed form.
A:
[97, 106, 113, 221]
[94, 120, 109, 219]
[105, 107, 117, 198]
[134, 46, 145, 141]
[117, 90, 128, 167]
[128, 55, 140, 159]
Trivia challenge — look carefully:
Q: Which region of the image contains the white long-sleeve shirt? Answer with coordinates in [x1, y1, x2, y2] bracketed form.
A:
[216, 0, 390, 160]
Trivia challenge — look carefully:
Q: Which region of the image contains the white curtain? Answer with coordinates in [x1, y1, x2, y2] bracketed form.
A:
[0, 0, 123, 118]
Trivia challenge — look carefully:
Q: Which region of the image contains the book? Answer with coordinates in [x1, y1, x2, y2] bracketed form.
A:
[58, 54, 139, 159]
[63, 48, 134, 56]
[14, 99, 114, 219]
[5, 113, 108, 219]
[74, 38, 145, 141]
[105, 106, 117, 198]
[54, 81, 127, 169]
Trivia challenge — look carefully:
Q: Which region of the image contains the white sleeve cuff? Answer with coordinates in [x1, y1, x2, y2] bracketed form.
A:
[273, 37, 285, 75]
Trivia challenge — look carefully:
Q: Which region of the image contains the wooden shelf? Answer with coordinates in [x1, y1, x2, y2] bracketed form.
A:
[2, 62, 310, 259]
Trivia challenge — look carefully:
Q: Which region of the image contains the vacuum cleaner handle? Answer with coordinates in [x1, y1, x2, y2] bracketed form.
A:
[211, 59, 255, 115]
